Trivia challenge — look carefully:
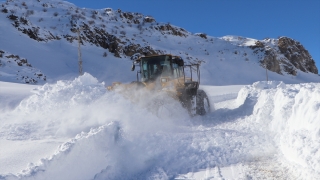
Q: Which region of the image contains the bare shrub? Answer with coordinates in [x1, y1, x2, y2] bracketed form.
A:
[53, 12, 58, 16]
[1, 8, 8, 13]
[7, 14, 18, 21]
[20, 17, 28, 24]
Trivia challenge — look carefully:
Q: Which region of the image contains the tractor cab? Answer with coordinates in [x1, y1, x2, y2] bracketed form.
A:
[131, 54, 201, 98]
[132, 54, 185, 82]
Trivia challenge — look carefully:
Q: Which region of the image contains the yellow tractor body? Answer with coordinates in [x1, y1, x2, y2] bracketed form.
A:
[108, 54, 210, 116]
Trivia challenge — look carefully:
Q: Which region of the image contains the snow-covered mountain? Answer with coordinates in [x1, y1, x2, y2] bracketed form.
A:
[0, 0, 319, 85]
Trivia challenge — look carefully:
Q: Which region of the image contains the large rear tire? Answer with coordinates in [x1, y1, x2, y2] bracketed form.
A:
[196, 90, 210, 115]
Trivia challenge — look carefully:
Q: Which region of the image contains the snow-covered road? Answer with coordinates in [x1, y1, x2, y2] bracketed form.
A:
[0, 74, 319, 180]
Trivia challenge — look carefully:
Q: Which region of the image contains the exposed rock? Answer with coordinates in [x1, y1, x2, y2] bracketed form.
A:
[6, 54, 32, 67]
[260, 48, 299, 76]
[144, 16, 155, 23]
[21, 27, 43, 41]
[123, 44, 163, 57]
[69, 23, 162, 58]
[255, 37, 318, 76]
[19, 16, 28, 25]
[121, 12, 134, 20]
[1, 8, 8, 13]
[196, 33, 207, 39]
[0, 50, 46, 84]
[249, 41, 265, 49]
[2, 2, 176, 59]
[7, 14, 59, 42]
[123, 44, 140, 57]
[71, 24, 124, 57]
[154, 24, 188, 37]
[7, 14, 18, 21]
[278, 37, 318, 74]
[260, 49, 284, 75]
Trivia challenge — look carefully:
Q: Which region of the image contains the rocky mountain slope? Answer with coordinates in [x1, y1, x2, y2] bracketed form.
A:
[0, 0, 319, 85]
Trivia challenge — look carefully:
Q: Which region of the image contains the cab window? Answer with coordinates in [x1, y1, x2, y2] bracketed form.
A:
[172, 63, 183, 78]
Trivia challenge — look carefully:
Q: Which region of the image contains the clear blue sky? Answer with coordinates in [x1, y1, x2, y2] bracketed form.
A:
[67, 0, 320, 71]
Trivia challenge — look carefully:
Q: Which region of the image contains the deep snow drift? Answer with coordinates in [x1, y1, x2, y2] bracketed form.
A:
[0, 73, 319, 179]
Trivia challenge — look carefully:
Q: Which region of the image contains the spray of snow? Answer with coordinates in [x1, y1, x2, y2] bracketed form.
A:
[0, 73, 193, 179]
[1, 73, 189, 139]
[1, 74, 320, 179]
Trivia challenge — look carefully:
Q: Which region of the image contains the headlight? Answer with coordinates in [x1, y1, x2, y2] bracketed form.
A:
[161, 78, 167, 82]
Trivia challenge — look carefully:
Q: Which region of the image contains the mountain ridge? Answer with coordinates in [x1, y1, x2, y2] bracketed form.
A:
[0, 0, 319, 85]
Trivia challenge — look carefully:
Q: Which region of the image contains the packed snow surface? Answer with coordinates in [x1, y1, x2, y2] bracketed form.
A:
[0, 73, 319, 180]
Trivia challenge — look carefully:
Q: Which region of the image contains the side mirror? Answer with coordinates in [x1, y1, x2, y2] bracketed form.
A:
[131, 64, 135, 71]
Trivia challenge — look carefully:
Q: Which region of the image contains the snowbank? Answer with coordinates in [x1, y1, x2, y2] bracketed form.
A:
[237, 81, 320, 178]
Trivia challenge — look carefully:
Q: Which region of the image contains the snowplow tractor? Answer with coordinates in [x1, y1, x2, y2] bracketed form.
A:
[108, 54, 210, 116]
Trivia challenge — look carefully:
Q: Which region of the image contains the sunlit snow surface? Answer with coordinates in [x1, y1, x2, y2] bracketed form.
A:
[0, 73, 319, 180]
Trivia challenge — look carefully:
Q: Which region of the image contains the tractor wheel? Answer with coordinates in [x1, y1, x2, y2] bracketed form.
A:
[196, 90, 210, 115]
[180, 93, 196, 116]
